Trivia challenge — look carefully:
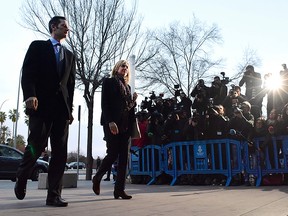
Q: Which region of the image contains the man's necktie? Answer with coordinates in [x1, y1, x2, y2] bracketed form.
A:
[55, 43, 64, 76]
[55, 43, 61, 64]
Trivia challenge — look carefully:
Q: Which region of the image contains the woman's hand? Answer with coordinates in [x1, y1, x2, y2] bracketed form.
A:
[132, 92, 138, 102]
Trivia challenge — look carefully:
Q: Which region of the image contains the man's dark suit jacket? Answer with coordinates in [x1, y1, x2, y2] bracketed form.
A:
[21, 40, 76, 119]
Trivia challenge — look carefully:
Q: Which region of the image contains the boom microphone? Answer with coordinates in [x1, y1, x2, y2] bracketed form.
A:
[229, 129, 237, 136]
[229, 129, 253, 146]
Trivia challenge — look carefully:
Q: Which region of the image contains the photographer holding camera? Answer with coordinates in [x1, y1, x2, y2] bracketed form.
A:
[205, 105, 229, 139]
[222, 85, 246, 118]
[239, 65, 263, 118]
[228, 101, 254, 180]
[210, 76, 228, 105]
[190, 79, 210, 116]
[177, 91, 192, 118]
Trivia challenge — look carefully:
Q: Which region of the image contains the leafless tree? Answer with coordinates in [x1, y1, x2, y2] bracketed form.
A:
[136, 16, 223, 97]
[19, 0, 155, 179]
[231, 47, 262, 82]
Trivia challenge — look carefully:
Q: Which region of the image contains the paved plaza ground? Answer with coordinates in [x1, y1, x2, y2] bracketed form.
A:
[1, 177, 288, 216]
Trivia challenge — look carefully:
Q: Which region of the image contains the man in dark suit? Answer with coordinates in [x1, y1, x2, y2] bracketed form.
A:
[14, 16, 76, 207]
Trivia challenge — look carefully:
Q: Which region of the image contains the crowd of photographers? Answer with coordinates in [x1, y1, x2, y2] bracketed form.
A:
[131, 64, 288, 185]
[133, 64, 288, 148]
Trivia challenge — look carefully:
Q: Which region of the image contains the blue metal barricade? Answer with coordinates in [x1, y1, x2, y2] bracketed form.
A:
[128, 136, 288, 186]
[161, 139, 242, 186]
[129, 145, 163, 185]
[246, 135, 288, 186]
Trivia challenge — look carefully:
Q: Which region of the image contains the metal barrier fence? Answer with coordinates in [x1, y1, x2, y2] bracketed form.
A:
[130, 145, 162, 185]
[244, 135, 288, 186]
[161, 139, 242, 186]
[129, 136, 288, 186]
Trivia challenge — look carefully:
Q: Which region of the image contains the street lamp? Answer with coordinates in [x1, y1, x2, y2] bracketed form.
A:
[14, 69, 22, 149]
[129, 55, 136, 94]
[0, 99, 9, 111]
[77, 105, 81, 179]
[0, 99, 9, 144]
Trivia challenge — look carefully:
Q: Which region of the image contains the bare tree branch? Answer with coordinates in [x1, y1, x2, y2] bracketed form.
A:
[136, 16, 223, 98]
[231, 47, 262, 83]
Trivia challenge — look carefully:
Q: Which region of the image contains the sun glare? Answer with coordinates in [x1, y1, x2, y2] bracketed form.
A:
[265, 73, 283, 90]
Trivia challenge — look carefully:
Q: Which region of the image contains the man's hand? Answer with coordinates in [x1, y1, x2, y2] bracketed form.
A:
[69, 115, 74, 124]
[25, 97, 38, 110]
[109, 122, 119, 135]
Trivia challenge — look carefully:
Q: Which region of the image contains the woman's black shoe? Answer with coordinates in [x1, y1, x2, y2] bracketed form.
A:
[92, 175, 100, 195]
[113, 190, 132, 199]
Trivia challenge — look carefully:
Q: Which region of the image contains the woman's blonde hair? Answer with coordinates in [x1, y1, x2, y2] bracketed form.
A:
[111, 60, 130, 83]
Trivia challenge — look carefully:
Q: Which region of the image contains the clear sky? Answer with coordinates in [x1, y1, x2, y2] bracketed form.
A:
[1, 0, 288, 158]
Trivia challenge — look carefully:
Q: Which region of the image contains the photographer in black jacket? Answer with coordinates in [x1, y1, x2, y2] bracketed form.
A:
[239, 65, 263, 118]
[191, 79, 210, 116]
[177, 91, 192, 118]
[210, 76, 228, 105]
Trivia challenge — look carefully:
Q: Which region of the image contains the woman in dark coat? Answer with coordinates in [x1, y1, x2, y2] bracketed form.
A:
[92, 60, 137, 199]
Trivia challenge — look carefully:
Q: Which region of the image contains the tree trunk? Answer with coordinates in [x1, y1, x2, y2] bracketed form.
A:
[85, 99, 94, 180]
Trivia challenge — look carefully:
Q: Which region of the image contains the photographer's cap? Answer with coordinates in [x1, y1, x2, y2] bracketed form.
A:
[241, 101, 251, 110]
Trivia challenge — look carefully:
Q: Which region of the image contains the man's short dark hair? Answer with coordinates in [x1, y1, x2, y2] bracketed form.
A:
[246, 65, 254, 70]
[48, 16, 66, 33]
[234, 85, 241, 91]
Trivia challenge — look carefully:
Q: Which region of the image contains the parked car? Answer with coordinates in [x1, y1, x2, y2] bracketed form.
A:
[65, 163, 69, 171]
[68, 161, 86, 169]
[0, 144, 49, 181]
[39, 156, 69, 171]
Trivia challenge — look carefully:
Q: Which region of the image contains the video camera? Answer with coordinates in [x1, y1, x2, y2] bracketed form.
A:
[228, 84, 238, 98]
[220, 72, 231, 85]
[140, 97, 150, 110]
[174, 84, 182, 97]
[149, 91, 156, 100]
[233, 106, 242, 113]
[140, 91, 165, 113]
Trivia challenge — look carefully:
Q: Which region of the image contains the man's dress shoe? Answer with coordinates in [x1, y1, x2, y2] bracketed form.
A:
[92, 175, 100, 195]
[113, 190, 132, 199]
[46, 196, 68, 207]
[14, 179, 27, 200]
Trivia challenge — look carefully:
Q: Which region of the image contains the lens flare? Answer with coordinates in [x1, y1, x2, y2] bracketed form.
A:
[265, 73, 283, 90]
